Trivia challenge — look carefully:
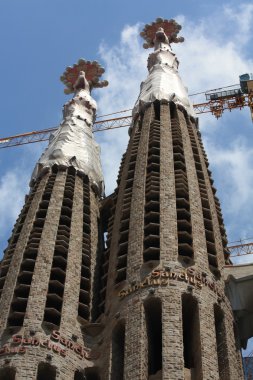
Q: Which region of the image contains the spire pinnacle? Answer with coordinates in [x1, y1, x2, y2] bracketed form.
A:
[133, 18, 195, 118]
[32, 58, 107, 194]
[60, 58, 109, 94]
[140, 18, 184, 49]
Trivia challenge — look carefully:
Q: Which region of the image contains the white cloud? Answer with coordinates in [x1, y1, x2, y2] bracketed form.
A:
[0, 169, 29, 248]
[95, 24, 149, 195]
[96, 23, 148, 114]
[205, 138, 253, 214]
[174, 10, 253, 100]
[223, 3, 253, 44]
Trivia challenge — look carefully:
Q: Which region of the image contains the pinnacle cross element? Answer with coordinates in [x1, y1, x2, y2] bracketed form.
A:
[140, 17, 184, 49]
[132, 17, 195, 118]
[31, 59, 107, 194]
[60, 58, 109, 94]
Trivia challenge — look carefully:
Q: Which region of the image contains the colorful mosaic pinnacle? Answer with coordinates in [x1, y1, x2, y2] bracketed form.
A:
[60, 58, 109, 94]
[140, 17, 184, 49]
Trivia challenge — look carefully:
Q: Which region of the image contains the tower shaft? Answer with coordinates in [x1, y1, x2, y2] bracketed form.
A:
[96, 19, 244, 379]
[0, 62, 107, 380]
[99, 101, 243, 380]
[0, 20, 245, 380]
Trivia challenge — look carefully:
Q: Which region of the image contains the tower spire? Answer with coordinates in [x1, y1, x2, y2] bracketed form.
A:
[133, 17, 195, 117]
[32, 59, 108, 196]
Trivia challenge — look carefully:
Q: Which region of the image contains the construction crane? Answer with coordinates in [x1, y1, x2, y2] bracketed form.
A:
[0, 114, 132, 149]
[0, 75, 253, 149]
[228, 240, 253, 258]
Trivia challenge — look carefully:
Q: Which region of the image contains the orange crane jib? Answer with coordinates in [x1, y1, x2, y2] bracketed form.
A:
[0, 90, 252, 149]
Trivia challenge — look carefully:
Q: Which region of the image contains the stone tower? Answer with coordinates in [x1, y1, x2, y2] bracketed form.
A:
[97, 19, 244, 380]
[0, 17, 245, 380]
[0, 60, 108, 379]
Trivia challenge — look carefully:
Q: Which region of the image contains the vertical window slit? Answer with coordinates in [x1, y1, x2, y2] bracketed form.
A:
[187, 123, 219, 271]
[214, 304, 229, 379]
[111, 321, 125, 380]
[182, 294, 202, 379]
[91, 217, 105, 321]
[143, 104, 160, 262]
[144, 298, 162, 377]
[36, 363, 56, 380]
[93, 192, 115, 320]
[197, 130, 229, 261]
[99, 193, 117, 314]
[115, 125, 142, 283]
[170, 104, 193, 261]
[43, 167, 75, 327]
[78, 175, 91, 323]
[0, 367, 16, 380]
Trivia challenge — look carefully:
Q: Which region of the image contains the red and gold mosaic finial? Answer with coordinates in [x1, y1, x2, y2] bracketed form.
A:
[140, 17, 184, 49]
[60, 58, 109, 94]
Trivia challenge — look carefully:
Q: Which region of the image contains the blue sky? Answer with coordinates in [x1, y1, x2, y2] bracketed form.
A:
[0, 0, 253, 350]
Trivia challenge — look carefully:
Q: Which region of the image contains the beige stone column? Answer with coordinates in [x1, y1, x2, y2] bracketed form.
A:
[162, 290, 184, 380]
[60, 174, 83, 333]
[0, 175, 48, 330]
[178, 110, 209, 272]
[159, 103, 178, 265]
[199, 298, 220, 380]
[190, 123, 226, 270]
[127, 106, 153, 281]
[23, 170, 67, 330]
[223, 303, 244, 380]
[89, 190, 100, 317]
[124, 298, 147, 380]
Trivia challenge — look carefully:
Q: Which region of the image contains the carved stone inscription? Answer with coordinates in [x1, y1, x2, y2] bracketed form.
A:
[0, 330, 99, 360]
[119, 268, 223, 299]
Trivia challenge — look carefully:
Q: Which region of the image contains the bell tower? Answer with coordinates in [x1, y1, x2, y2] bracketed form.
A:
[98, 18, 244, 380]
[0, 17, 245, 380]
[0, 59, 108, 379]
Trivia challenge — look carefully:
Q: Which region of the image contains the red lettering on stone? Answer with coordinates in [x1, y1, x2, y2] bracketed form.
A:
[12, 335, 22, 345]
[51, 330, 60, 341]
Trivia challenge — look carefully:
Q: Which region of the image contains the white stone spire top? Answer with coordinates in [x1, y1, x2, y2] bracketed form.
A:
[133, 18, 195, 117]
[31, 60, 108, 196]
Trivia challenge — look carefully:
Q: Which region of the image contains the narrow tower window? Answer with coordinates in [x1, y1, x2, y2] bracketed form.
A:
[115, 122, 142, 283]
[170, 104, 193, 261]
[111, 321, 125, 380]
[214, 304, 229, 379]
[0, 367, 16, 380]
[144, 297, 162, 377]
[78, 175, 91, 323]
[43, 167, 75, 327]
[36, 363, 56, 380]
[91, 217, 105, 322]
[182, 294, 202, 379]
[74, 370, 84, 380]
[97, 195, 116, 316]
[84, 368, 101, 380]
[143, 104, 161, 262]
[186, 121, 219, 272]
[153, 100, 160, 121]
